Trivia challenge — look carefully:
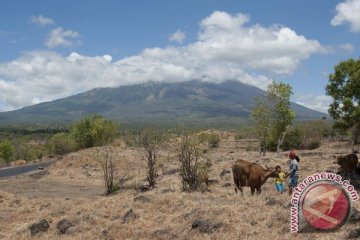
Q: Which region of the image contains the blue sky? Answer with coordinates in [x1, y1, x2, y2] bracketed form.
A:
[0, 0, 359, 112]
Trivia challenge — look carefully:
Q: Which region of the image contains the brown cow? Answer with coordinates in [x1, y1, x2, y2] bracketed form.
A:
[334, 152, 358, 179]
[232, 159, 277, 196]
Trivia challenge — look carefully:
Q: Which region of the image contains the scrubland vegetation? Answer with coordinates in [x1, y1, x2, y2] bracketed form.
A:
[1, 58, 360, 239]
[1, 128, 359, 240]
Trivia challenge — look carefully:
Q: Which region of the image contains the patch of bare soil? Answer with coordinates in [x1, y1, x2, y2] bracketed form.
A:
[0, 134, 359, 240]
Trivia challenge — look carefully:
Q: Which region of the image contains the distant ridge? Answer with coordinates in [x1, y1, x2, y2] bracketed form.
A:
[0, 80, 326, 127]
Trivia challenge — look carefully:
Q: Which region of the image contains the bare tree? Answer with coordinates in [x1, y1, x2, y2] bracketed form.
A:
[92, 146, 116, 195]
[139, 129, 165, 188]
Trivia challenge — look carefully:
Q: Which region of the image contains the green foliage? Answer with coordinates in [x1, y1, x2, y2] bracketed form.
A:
[305, 140, 321, 150]
[207, 133, 220, 148]
[281, 128, 302, 151]
[198, 132, 220, 148]
[326, 58, 360, 130]
[10, 138, 44, 161]
[49, 133, 76, 155]
[234, 134, 243, 140]
[178, 134, 210, 191]
[71, 114, 118, 149]
[139, 128, 166, 188]
[265, 139, 278, 152]
[251, 81, 295, 154]
[123, 133, 141, 148]
[251, 96, 271, 148]
[0, 140, 15, 164]
[235, 127, 255, 140]
[297, 120, 331, 142]
[267, 81, 295, 146]
[266, 124, 323, 151]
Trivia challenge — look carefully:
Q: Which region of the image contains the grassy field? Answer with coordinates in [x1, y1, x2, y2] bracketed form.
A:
[0, 133, 359, 240]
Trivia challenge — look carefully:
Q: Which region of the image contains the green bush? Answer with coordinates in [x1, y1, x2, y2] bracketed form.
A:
[0, 140, 14, 164]
[198, 132, 220, 148]
[14, 143, 44, 161]
[49, 133, 76, 155]
[305, 140, 321, 150]
[71, 114, 118, 149]
[234, 133, 243, 140]
[281, 128, 302, 151]
[265, 138, 278, 152]
[207, 133, 220, 148]
[178, 134, 211, 191]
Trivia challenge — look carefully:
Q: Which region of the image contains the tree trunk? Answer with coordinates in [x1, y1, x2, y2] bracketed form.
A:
[276, 128, 288, 158]
[352, 124, 360, 145]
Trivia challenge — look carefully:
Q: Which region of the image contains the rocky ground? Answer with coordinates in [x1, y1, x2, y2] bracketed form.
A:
[0, 133, 360, 240]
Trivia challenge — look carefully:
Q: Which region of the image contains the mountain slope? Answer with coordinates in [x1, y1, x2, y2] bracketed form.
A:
[0, 80, 326, 127]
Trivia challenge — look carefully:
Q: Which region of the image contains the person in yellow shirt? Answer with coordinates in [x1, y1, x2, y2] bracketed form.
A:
[275, 165, 286, 193]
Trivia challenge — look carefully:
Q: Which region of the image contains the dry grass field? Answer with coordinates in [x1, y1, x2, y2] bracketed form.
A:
[0, 133, 359, 240]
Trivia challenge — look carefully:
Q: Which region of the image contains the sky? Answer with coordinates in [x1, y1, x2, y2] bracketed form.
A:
[0, 0, 359, 113]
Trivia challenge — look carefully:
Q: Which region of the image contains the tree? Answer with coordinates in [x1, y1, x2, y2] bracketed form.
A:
[71, 114, 118, 149]
[0, 140, 15, 165]
[326, 58, 360, 144]
[251, 96, 271, 156]
[251, 81, 295, 156]
[139, 128, 165, 188]
[49, 133, 76, 155]
[91, 146, 117, 195]
[267, 81, 295, 156]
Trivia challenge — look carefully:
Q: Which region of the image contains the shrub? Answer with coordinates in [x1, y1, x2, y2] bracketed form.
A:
[207, 133, 220, 148]
[92, 147, 116, 195]
[305, 140, 321, 150]
[198, 132, 220, 148]
[178, 134, 211, 191]
[0, 140, 14, 165]
[49, 133, 76, 155]
[71, 114, 118, 149]
[265, 138, 278, 152]
[12, 141, 44, 161]
[123, 132, 141, 148]
[281, 128, 302, 151]
[139, 129, 165, 188]
[234, 133, 243, 140]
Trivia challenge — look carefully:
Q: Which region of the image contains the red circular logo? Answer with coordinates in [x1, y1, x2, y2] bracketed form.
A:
[301, 182, 351, 230]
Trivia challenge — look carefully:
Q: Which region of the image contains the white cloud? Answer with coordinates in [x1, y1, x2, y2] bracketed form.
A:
[195, 11, 324, 74]
[331, 0, 360, 32]
[45, 27, 81, 48]
[169, 29, 186, 43]
[30, 15, 55, 26]
[338, 43, 354, 52]
[0, 11, 324, 111]
[295, 95, 332, 113]
[103, 55, 112, 62]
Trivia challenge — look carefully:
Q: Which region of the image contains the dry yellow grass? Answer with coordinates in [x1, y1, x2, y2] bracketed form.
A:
[0, 134, 359, 240]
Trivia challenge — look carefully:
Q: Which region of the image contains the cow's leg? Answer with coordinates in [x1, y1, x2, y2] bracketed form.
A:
[256, 186, 261, 195]
[239, 186, 244, 197]
[233, 175, 239, 194]
[250, 187, 255, 195]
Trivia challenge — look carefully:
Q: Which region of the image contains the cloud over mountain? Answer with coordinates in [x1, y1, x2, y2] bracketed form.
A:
[0, 11, 324, 111]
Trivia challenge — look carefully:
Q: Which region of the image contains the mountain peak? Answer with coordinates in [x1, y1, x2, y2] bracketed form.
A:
[0, 80, 326, 127]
